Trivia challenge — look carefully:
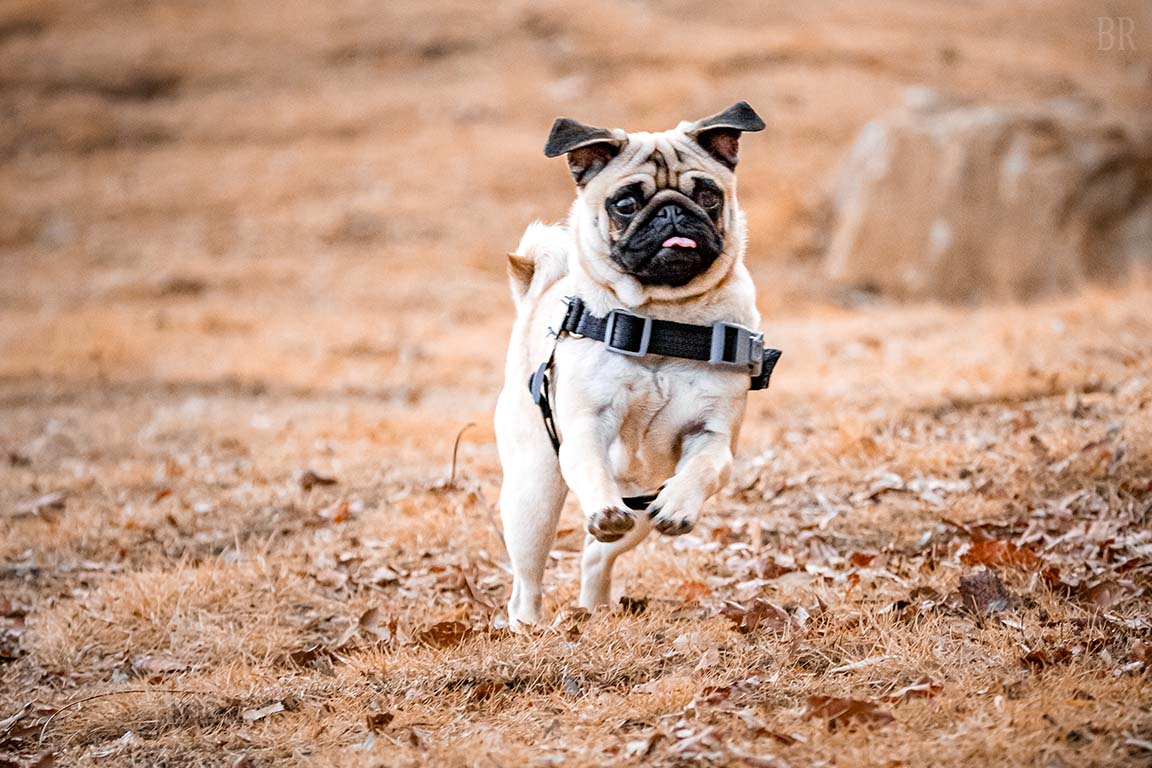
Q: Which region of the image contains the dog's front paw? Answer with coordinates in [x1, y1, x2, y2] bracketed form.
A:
[648, 485, 702, 536]
[587, 506, 635, 542]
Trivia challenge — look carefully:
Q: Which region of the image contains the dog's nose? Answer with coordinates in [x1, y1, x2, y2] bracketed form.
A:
[653, 204, 686, 227]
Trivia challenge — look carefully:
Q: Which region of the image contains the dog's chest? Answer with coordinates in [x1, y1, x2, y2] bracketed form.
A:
[556, 341, 743, 492]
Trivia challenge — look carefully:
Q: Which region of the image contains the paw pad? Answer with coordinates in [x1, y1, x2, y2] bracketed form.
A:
[588, 506, 635, 542]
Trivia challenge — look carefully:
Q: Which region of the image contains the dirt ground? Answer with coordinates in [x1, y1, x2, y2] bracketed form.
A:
[2, 0, 1151, 766]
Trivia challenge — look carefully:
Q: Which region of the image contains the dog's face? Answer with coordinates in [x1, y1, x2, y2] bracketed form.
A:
[545, 102, 764, 298]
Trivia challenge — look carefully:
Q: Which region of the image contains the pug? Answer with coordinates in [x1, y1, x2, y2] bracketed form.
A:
[495, 102, 777, 631]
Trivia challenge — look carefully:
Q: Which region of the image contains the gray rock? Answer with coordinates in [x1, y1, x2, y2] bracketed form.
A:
[825, 98, 1152, 302]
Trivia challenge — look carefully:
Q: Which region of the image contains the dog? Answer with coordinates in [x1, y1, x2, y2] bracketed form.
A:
[495, 102, 775, 631]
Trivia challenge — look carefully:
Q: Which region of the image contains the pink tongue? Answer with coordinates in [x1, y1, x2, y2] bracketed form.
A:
[662, 236, 697, 249]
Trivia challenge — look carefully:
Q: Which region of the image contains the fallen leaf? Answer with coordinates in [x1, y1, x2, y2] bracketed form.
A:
[1021, 646, 1073, 670]
[1080, 580, 1126, 611]
[678, 580, 712, 602]
[461, 569, 497, 612]
[744, 555, 794, 580]
[241, 701, 285, 722]
[803, 695, 894, 728]
[960, 540, 1043, 570]
[366, 712, 394, 731]
[286, 644, 336, 668]
[955, 570, 1019, 615]
[417, 621, 470, 649]
[358, 607, 391, 642]
[469, 679, 505, 702]
[619, 596, 648, 615]
[882, 676, 943, 702]
[720, 599, 795, 635]
[827, 655, 892, 674]
[24, 751, 56, 768]
[550, 607, 591, 640]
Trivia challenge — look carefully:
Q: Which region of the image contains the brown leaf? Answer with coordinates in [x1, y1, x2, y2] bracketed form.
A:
[417, 620, 470, 649]
[461, 569, 497, 613]
[550, 607, 591, 640]
[1022, 646, 1073, 670]
[358, 607, 391, 642]
[619, 596, 648, 615]
[849, 552, 877, 568]
[298, 470, 338, 491]
[469, 679, 505, 702]
[1080, 580, 1126, 611]
[365, 712, 394, 732]
[286, 644, 335, 668]
[882, 676, 943, 702]
[24, 752, 56, 768]
[720, 599, 795, 634]
[677, 580, 712, 602]
[744, 555, 794, 580]
[803, 695, 894, 727]
[960, 540, 1042, 570]
[955, 570, 1019, 615]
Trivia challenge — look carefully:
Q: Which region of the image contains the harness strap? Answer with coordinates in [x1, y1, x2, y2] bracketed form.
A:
[527, 297, 783, 487]
[558, 297, 781, 389]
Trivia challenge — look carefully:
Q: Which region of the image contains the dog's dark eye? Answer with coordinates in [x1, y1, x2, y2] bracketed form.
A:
[613, 196, 638, 216]
[697, 189, 722, 210]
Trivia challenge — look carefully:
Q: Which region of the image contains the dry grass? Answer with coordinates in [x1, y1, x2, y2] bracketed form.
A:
[2, 0, 1151, 765]
[3, 286, 1150, 767]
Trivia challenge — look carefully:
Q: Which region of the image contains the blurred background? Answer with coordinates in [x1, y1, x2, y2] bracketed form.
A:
[0, 0, 1149, 433]
[2, 6, 1151, 763]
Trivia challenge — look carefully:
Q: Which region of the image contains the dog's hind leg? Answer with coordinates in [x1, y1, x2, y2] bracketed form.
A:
[496, 388, 568, 632]
[579, 516, 652, 609]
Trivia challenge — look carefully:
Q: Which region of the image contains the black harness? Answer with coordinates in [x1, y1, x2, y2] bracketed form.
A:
[528, 297, 781, 509]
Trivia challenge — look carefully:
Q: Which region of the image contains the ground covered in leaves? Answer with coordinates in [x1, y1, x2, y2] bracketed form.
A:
[3, 0, 1151, 765]
[3, 285, 1150, 767]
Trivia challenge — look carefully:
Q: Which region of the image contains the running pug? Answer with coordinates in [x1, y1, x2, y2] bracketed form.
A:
[496, 102, 767, 631]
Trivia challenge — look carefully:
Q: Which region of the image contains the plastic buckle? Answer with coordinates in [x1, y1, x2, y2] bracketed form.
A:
[603, 309, 653, 357]
[710, 321, 764, 374]
[529, 362, 549, 405]
[560, 296, 583, 336]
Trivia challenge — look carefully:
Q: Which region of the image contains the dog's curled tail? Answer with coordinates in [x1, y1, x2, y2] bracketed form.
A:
[507, 221, 570, 307]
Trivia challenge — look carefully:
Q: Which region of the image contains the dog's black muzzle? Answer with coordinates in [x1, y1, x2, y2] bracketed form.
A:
[611, 192, 724, 287]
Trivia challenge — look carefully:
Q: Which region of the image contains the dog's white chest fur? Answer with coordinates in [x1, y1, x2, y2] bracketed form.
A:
[552, 338, 748, 497]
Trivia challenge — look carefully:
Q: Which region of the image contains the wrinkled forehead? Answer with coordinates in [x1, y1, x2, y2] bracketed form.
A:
[604, 129, 732, 197]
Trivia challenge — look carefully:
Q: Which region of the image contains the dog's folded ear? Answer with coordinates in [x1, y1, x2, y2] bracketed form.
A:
[545, 117, 624, 186]
[686, 101, 765, 170]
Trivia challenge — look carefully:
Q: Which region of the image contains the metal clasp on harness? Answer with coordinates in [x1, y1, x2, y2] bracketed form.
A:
[603, 309, 653, 357]
[710, 321, 765, 375]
